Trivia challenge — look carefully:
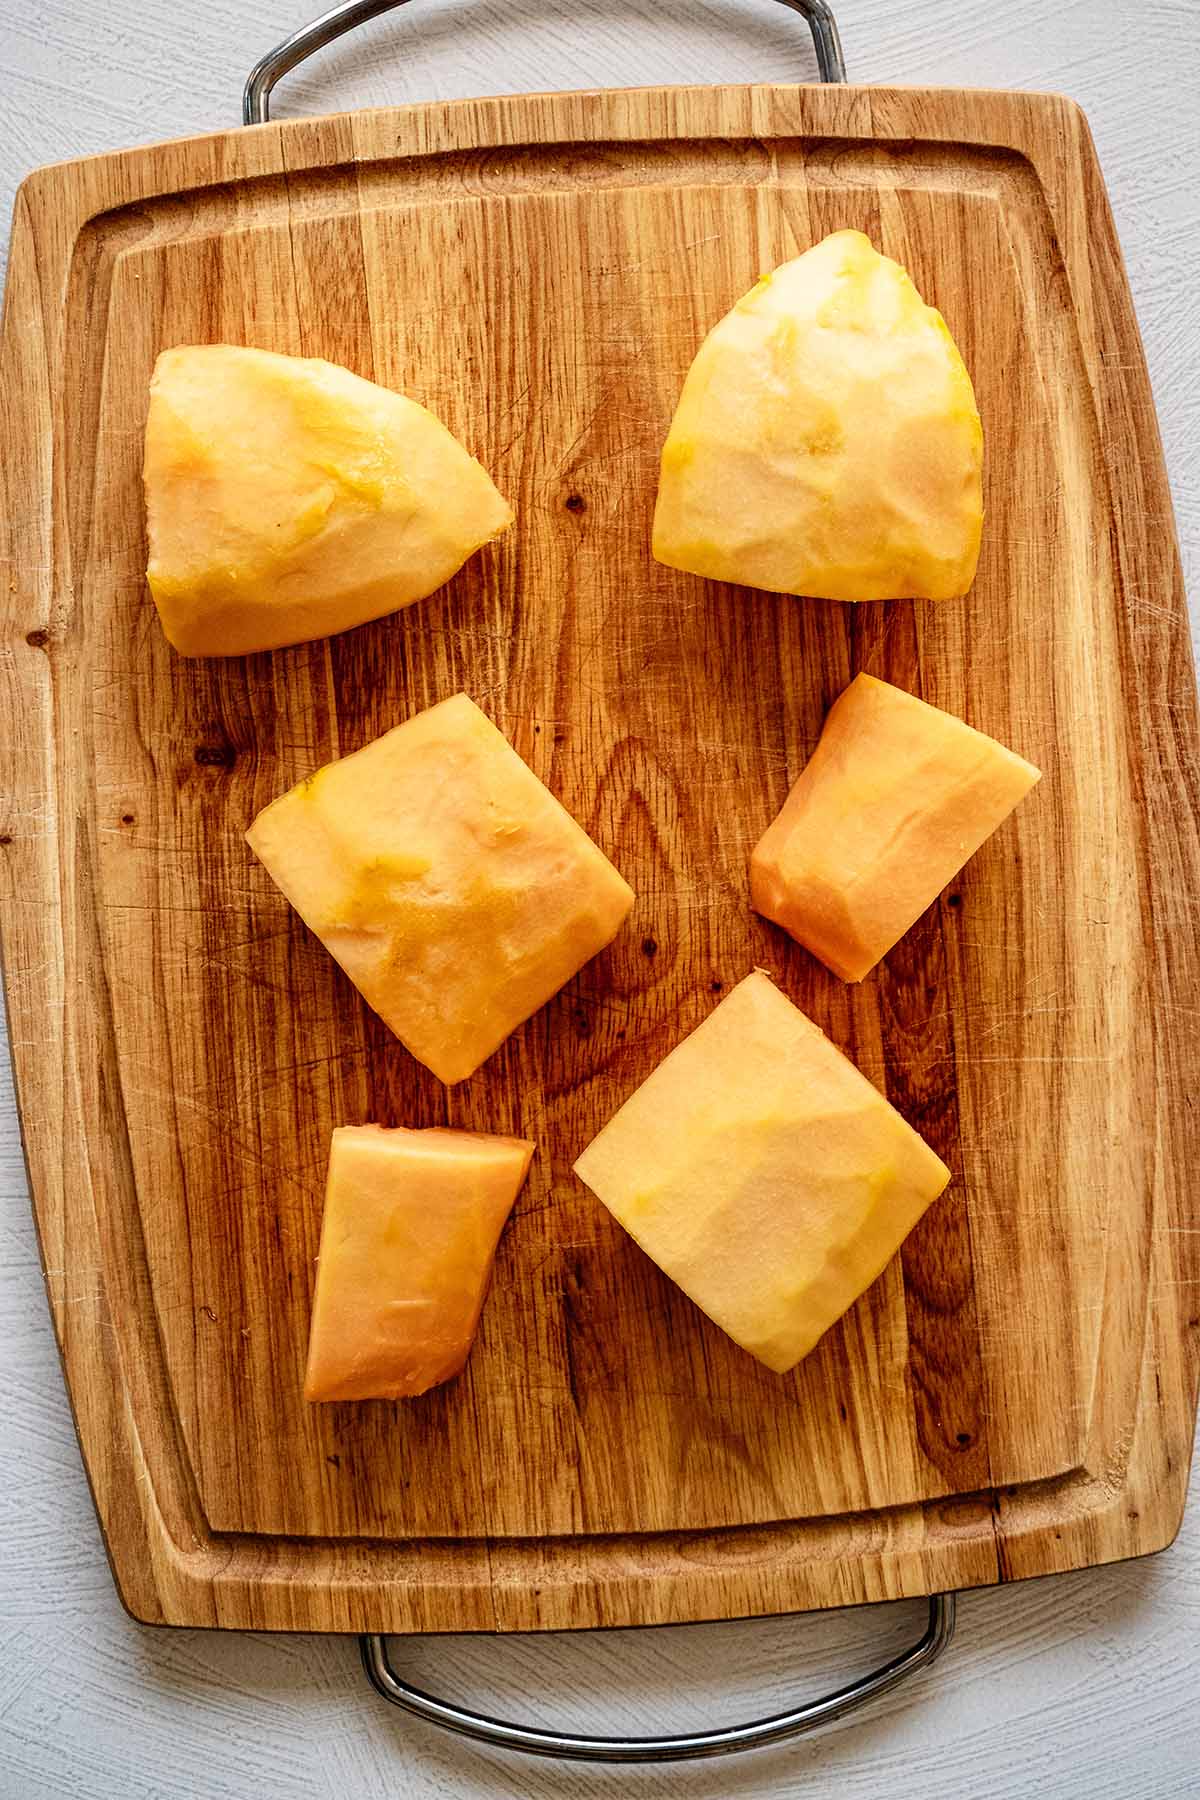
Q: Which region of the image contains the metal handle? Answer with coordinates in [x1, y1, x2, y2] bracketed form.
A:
[360, 1591, 954, 1763]
[244, 0, 846, 123]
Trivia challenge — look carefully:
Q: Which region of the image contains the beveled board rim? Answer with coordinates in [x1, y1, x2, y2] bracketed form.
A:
[1, 81, 1197, 1633]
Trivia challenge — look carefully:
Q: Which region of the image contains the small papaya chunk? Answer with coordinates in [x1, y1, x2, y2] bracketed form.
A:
[751, 674, 1041, 981]
[305, 1125, 533, 1401]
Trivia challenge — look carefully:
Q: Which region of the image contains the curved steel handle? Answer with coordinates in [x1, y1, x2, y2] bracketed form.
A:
[360, 1591, 954, 1763]
[244, 0, 846, 123]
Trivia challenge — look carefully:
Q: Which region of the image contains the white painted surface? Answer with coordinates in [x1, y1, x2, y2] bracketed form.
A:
[1, 0, 1198, 1793]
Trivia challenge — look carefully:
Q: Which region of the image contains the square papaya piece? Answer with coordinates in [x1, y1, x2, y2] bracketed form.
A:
[305, 1124, 534, 1401]
[751, 674, 1040, 982]
[574, 971, 949, 1373]
[247, 694, 634, 1083]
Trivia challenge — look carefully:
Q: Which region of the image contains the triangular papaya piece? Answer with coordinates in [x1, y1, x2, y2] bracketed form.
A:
[653, 230, 983, 602]
[144, 345, 512, 655]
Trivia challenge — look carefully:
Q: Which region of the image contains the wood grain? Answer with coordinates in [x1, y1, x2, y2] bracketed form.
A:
[0, 83, 1197, 1634]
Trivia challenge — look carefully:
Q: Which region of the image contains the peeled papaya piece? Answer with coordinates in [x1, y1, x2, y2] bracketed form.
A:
[652, 230, 983, 601]
[144, 345, 513, 655]
[751, 674, 1041, 981]
[574, 971, 950, 1373]
[246, 694, 634, 1085]
[304, 1124, 534, 1401]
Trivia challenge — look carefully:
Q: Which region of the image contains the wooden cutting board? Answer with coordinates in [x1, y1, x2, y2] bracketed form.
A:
[2, 82, 1198, 1636]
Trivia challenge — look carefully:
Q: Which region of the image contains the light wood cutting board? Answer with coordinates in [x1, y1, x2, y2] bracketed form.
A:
[1, 82, 1198, 1635]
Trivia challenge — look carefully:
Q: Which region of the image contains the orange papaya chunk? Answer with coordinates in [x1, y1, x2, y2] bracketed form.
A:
[305, 1124, 533, 1401]
[751, 674, 1040, 981]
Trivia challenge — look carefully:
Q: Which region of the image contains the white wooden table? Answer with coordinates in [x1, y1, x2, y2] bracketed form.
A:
[1, 1, 1197, 1793]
